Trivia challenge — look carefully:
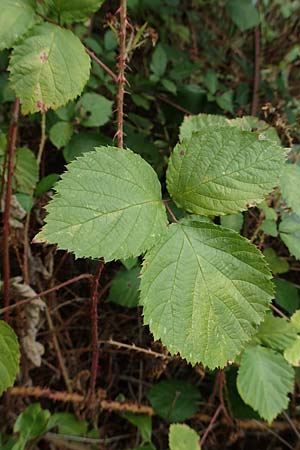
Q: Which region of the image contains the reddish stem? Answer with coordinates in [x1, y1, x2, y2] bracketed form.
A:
[0, 273, 93, 316]
[3, 98, 20, 322]
[85, 47, 118, 84]
[251, 24, 260, 116]
[89, 261, 105, 402]
[200, 404, 222, 447]
[116, 0, 127, 149]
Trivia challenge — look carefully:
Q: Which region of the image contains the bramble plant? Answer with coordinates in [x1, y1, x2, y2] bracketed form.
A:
[1, 1, 300, 448]
[34, 113, 299, 424]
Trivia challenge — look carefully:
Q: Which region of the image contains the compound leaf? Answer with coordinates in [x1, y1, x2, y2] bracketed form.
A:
[0, 321, 20, 396]
[167, 128, 284, 216]
[9, 23, 90, 114]
[45, 0, 105, 24]
[237, 345, 294, 423]
[169, 424, 200, 450]
[35, 146, 167, 261]
[140, 221, 273, 369]
[0, 0, 37, 51]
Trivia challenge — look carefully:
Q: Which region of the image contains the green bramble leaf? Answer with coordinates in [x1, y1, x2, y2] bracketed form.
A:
[229, 116, 281, 145]
[237, 345, 294, 423]
[63, 132, 111, 163]
[0, 321, 20, 396]
[77, 93, 113, 128]
[179, 113, 280, 144]
[147, 380, 201, 422]
[150, 43, 168, 78]
[220, 212, 244, 232]
[263, 248, 289, 275]
[290, 310, 300, 332]
[0, 146, 38, 196]
[226, 0, 260, 31]
[169, 424, 200, 450]
[0, 0, 37, 51]
[140, 221, 273, 369]
[13, 404, 50, 450]
[274, 278, 299, 314]
[49, 122, 73, 149]
[35, 174, 60, 196]
[45, 0, 105, 24]
[9, 23, 90, 114]
[47, 413, 88, 436]
[14, 147, 38, 194]
[179, 113, 229, 142]
[167, 127, 284, 216]
[279, 212, 300, 260]
[108, 266, 141, 308]
[284, 337, 300, 367]
[254, 314, 297, 351]
[35, 146, 167, 261]
[280, 164, 300, 214]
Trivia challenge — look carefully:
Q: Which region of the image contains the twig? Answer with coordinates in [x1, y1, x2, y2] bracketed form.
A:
[23, 213, 31, 284]
[283, 411, 300, 440]
[46, 432, 131, 445]
[157, 94, 193, 115]
[270, 303, 288, 319]
[251, 20, 261, 116]
[45, 306, 73, 393]
[8, 386, 300, 437]
[88, 261, 105, 403]
[3, 98, 20, 322]
[85, 47, 118, 83]
[37, 112, 47, 166]
[164, 202, 179, 223]
[0, 274, 93, 315]
[116, 0, 127, 149]
[199, 404, 223, 447]
[99, 338, 171, 360]
[8, 386, 155, 415]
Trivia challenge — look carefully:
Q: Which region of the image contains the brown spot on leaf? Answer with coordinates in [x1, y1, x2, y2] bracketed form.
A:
[37, 101, 47, 113]
[40, 52, 48, 62]
[179, 149, 185, 156]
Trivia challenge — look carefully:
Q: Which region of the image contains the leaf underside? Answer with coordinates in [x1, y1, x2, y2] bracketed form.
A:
[237, 345, 294, 423]
[167, 127, 284, 216]
[9, 22, 90, 114]
[140, 221, 273, 369]
[35, 146, 167, 262]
